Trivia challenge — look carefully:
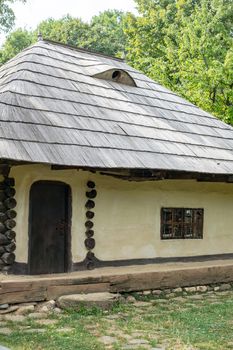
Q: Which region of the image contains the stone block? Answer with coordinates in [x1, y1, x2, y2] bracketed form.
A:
[173, 288, 182, 293]
[219, 284, 231, 291]
[57, 292, 121, 310]
[152, 290, 162, 295]
[196, 286, 208, 293]
[16, 305, 35, 315]
[184, 287, 197, 293]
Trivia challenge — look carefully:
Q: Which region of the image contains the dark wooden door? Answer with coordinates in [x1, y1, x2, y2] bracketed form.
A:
[29, 181, 71, 275]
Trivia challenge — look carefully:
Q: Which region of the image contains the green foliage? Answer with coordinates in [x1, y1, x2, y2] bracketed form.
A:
[0, 27, 33, 64]
[0, 0, 25, 33]
[125, 0, 233, 124]
[37, 15, 90, 47]
[1, 291, 233, 350]
[37, 10, 128, 57]
[86, 10, 128, 57]
[0, 10, 128, 65]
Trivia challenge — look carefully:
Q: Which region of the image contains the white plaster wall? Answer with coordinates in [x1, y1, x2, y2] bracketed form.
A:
[94, 177, 233, 260]
[10, 165, 89, 263]
[10, 165, 233, 263]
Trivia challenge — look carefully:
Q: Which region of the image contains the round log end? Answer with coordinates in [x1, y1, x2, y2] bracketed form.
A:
[6, 210, 17, 219]
[4, 198, 17, 209]
[86, 251, 95, 259]
[87, 181, 95, 189]
[86, 190, 97, 199]
[4, 178, 15, 187]
[4, 242, 16, 253]
[5, 219, 16, 230]
[86, 211, 95, 219]
[0, 212, 7, 222]
[85, 238, 95, 250]
[85, 221, 94, 229]
[0, 223, 6, 233]
[85, 200, 95, 209]
[0, 233, 9, 245]
[5, 230, 16, 240]
[5, 187, 16, 198]
[86, 229, 94, 238]
[1, 252, 15, 265]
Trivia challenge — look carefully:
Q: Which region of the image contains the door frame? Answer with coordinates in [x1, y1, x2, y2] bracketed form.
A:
[28, 180, 72, 275]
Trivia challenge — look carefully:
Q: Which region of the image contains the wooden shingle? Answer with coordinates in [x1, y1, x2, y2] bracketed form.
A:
[0, 39, 232, 174]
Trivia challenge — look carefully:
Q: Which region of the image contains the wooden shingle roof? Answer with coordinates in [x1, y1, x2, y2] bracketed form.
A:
[0, 39, 233, 174]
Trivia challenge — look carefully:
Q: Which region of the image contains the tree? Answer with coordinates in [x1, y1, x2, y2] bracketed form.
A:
[86, 10, 128, 57]
[37, 15, 90, 47]
[0, 28, 33, 64]
[0, 10, 129, 65]
[125, 0, 233, 124]
[0, 0, 26, 33]
[37, 11, 128, 57]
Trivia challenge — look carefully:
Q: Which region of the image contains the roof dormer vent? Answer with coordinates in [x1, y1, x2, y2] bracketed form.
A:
[92, 68, 136, 87]
[112, 70, 121, 81]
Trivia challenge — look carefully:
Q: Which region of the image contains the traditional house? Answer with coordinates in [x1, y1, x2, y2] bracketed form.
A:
[0, 38, 232, 277]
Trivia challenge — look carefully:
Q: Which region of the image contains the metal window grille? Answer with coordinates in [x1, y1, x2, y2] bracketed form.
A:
[161, 208, 204, 239]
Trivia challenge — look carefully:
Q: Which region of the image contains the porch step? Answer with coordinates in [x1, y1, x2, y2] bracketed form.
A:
[57, 292, 121, 310]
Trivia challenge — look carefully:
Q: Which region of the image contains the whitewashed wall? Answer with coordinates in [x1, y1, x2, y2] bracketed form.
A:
[11, 165, 233, 264]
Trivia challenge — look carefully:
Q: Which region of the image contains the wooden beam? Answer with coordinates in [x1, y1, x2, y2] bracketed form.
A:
[0, 164, 10, 177]
[47, 283, 110, 300]
[1, 260, 233, 304]
[51, 165, 233, 183]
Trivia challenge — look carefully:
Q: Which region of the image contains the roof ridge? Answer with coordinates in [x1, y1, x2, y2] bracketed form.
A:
[40, 38, 125, 62]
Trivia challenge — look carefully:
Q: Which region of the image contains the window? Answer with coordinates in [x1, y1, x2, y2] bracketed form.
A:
[93, 68, 137, 87]
[161, 208, 203, 239]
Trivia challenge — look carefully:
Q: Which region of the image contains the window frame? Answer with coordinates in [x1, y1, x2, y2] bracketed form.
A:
[160, 207, 204, 240]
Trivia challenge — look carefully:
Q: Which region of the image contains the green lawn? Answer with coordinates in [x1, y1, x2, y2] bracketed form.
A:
[0, 290, 233, 350]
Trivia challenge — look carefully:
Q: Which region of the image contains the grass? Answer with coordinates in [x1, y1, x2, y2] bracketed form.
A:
[0, 290, 233, 350]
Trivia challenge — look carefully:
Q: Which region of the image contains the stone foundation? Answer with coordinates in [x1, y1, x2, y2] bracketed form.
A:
[0, 281, 232, 315]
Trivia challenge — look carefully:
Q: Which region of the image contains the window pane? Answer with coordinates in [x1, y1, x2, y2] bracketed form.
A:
[162, 224, 173, 239]
[174, 209, 183, 222]
[162, 208, 172, 223]
[173, 223, 183, 238]
[161, 208, 203, 240]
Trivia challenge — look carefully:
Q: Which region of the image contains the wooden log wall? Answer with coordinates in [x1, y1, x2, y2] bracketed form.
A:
[84, 181, 97, 270]
[0, 177, 16, 273]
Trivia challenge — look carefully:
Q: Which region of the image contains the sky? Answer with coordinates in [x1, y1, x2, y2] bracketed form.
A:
[0, 0, 138, 45]
[7, 1, 137, 34]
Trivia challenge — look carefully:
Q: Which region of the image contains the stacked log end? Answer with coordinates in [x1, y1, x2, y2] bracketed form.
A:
[84, 181, 97, 270]
[0, 177, 16, 273]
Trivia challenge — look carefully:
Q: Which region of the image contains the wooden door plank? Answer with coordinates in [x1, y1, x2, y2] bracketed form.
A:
[29, 181, 71, 275]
